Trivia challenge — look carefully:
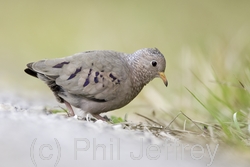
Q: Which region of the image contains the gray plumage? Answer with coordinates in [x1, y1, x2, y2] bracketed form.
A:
[24, 48, 168, 120]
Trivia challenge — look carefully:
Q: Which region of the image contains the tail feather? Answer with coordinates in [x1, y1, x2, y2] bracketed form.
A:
[24, 62, 38, 78]
[24, 62, 64, 103]
[24, 68, 38, 78]
[26, 62, 33, 69]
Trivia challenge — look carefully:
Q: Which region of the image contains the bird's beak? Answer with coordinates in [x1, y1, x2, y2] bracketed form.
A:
[158, 72, 168, 87]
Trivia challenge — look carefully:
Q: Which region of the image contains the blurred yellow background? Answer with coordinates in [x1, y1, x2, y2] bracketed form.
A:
[1, 0, 250, 118]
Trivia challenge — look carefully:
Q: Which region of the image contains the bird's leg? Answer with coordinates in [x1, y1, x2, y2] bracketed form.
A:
[92, 114, 109, 122]
[64, 101, 75, 117]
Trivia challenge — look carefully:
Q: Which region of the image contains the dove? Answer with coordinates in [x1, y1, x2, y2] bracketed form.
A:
[24, 48, 168, 120]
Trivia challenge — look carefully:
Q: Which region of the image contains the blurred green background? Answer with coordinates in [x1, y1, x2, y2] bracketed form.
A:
[1, 0, 250, 122]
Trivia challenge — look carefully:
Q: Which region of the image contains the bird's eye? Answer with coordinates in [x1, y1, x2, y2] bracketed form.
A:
[151, 61, 157, 67]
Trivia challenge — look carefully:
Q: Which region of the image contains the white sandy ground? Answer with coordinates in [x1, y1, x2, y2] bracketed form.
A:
[0, 91, 249, 167]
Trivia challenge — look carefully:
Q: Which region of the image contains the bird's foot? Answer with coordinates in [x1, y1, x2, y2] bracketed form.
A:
[92, 114, 110, 122]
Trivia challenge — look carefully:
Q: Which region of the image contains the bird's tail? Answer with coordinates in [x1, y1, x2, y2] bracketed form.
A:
[24, 63, 38, 78]
[24, 62, 64, 103]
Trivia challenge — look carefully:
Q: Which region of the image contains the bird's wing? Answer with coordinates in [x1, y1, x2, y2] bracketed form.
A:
[31, 51, 130, 101]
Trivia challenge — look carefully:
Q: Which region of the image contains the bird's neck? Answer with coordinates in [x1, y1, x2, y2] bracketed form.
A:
[124, 54, 152, 92]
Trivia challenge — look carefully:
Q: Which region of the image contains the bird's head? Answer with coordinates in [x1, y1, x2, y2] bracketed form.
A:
[132, 48, 168, 87]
